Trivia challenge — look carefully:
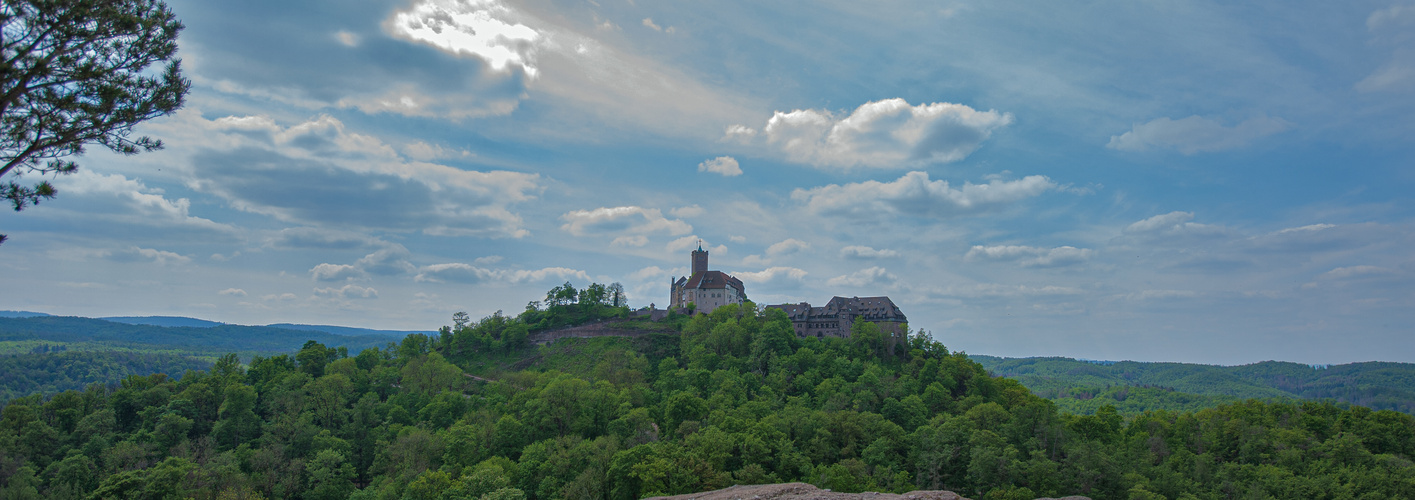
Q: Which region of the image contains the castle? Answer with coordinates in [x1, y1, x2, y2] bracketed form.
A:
[666, 247, 908, 339]
[765, 296, 908, 339]
[668, 245, 747, 315]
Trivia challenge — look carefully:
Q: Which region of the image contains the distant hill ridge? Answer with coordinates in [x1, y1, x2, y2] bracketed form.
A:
[7, 312, 428, 337]
[0, 316, 395, 356]
[972, 355, 1415, 414]
[102, 316, 226, 328]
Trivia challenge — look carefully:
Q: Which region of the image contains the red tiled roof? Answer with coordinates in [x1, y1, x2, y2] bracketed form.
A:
[683, 271, 745, 294]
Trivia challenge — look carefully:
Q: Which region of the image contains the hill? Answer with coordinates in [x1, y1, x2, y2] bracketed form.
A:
[101, 315, 226, 328]
[971, 355, 1415, 414]
[0, 310, 49, 318]
[265, 322, 430, 337]
[0, 316, 393, 357]
[1, 300, 1410, 500]
[97, 315, 428, 337]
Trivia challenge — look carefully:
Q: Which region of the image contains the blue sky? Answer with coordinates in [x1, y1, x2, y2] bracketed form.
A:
[3, 0, 1414, 365]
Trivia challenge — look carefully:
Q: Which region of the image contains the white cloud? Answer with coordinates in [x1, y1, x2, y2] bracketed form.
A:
[734, 266, 809, 289]
[310, 263, 366, 282]
[766, 238, 810, 256]
[218, 288, 248, 297]
[100, 246, 192, 266]
[1357, 5, 1415, 92]
[334, 30, 360, 47]
[474, 255, 504, 265]
[698, 156, 742, 176]
[630, 266, 669, 281]
[52, 170, 235, 235]
[210, 251, 241, 262]
[826, 267, 898, 287]
[840, 245, 900, 259]
[612, 235, 649, 247]
[1242, 223, 1382, 255]
[667, 235, 723, 254]
[1275, 224, 1337, 235]
[309, 246, 414, 282]
[966, 244, 1094, 267]
[262, 293, 299, 302]
[560, 206, 692, 238]
[671, 205, 705, 218]
[1127, 212, 1197, 233]
[793, 171, 1057, 218]
[642, 18, 662, 32]
[388, 0, 541, 77]
[1107, 115, 1292, 154]
[723, 124, 756, 143]
[402, 141, 472, 161]
[358, 246, 417, 275]
[1320, 265, 1394, 280]
[414, 263, 590, 284]
[731, 98, 1013, 169]
[1123, 211, 1228, 240]
[314, 284, 379, 299]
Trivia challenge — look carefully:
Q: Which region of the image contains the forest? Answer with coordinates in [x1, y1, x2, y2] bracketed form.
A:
[0, 351, 212, 403]
[0, 284, 1412, 500]
[973, 356, 1415, 415]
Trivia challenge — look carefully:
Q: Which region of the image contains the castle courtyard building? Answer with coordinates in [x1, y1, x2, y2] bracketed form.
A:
[669, 245, 746, 315]
[766, 296, 908, 339]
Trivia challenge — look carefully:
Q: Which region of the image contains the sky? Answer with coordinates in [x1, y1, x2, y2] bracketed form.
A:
[3, 0, 1414, 365]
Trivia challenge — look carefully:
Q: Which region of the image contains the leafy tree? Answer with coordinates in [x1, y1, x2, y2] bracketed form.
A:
[608, 282, 627, 307]
[305, 449, 356, 500]
[0, 465, 42, 499]
[0, 0, 190, 244]
[212, 384, 259, 450]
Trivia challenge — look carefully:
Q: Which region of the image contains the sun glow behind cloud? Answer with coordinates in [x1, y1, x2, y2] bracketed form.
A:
[388, 0, 541, 77]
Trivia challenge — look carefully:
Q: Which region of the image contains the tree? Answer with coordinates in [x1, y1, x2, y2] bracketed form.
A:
[608, 282, 627, 307]
[1, 0, 190, 244]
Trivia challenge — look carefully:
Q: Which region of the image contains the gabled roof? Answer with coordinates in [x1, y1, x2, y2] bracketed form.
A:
[766, 296, 908, 323]
[827, 296, 907, 321]
[683, 271, 745, 294]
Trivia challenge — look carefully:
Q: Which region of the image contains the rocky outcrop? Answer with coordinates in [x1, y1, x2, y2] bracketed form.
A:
[641, 482, 1092, 500]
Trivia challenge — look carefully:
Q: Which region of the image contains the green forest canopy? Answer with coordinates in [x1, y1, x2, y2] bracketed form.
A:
[973, 355, 1415, 415]
[0, 283, 1411, 500]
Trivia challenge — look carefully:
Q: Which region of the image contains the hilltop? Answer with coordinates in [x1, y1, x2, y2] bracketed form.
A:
[0, 284, 1411, 499]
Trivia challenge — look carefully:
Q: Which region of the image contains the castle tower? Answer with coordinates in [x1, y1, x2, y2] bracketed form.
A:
[692, 244, 708, 275]
[670, 243, 746, 315]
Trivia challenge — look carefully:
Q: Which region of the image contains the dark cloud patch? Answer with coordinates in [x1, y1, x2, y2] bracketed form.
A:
[911, 116, 990, 161]
[1162, 256, 1256, 273]
[194, 148, 437, 230]
[171, 0, 528, 117]
[267, 227, 383, 250]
